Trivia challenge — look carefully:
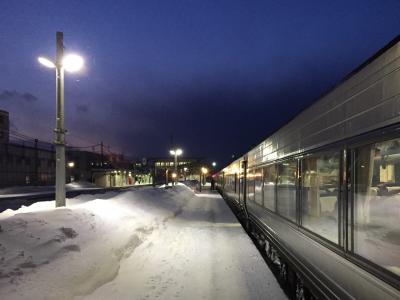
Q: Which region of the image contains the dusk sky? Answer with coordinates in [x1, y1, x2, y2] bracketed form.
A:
[1, 1, 400, 166]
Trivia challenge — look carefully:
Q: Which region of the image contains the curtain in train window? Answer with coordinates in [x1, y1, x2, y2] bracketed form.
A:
[254, 169, 263, 206]
[301, 152, 340, 243]
[277, 160, 297, 221]
[354, 139, 400, 276]
[263, 165, 276, 211]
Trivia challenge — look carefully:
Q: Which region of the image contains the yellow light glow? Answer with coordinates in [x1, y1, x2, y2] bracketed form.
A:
[172, 173, 177, 178]
[201, 167, 208, 174]
[62, 54, 84, 72]
[67, 161, 75, 168]
[38, 57, 56, 68]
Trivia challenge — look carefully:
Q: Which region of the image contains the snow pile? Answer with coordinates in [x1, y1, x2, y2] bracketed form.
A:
[0, 185, 286, 299]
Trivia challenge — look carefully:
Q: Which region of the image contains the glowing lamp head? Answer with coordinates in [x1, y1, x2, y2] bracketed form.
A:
[212, 162, 217, 167]
[170, 148, 183, 156]
[67, 161, 75, 168]
[38, 57, 56, 68]
[62, 54, 84, 72]
[172, 173, 177, 179]
[201, 167, 208, 175]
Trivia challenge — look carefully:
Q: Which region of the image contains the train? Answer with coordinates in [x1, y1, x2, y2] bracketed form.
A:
[215, 36, 400, 299]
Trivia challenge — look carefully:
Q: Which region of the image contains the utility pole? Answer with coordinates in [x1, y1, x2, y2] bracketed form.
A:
[199, 170, 202, 192]
[55, 31, 66, 207]
[38, 31, 83, 206]
[100, 141, 104, 166]
[174, 152, 178, 185]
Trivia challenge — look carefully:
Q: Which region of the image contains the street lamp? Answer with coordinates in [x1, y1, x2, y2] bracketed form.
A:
[38, 32, 84, 207]
[212, 162, 217, 167]
[201, 167, 208, 175]
[169, 148, 183, 185]
[201, 167, 208, 185]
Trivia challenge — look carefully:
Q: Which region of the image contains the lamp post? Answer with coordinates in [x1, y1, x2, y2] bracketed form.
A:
[38, 32, 84, 207]
[169, 148, 182, 185]
[200, 167, 208, 191]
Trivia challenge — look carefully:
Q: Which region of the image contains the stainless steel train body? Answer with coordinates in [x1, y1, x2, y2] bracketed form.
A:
[217, 37, 400, 299]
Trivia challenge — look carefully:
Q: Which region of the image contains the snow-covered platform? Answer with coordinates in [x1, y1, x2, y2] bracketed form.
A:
[0, 184, 287, 299]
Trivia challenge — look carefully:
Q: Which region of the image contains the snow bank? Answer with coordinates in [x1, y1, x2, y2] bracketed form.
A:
[0, 181, 100, 196]
[0, 185, 286, 299]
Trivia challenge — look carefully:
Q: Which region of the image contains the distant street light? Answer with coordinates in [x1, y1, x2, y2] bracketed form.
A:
[170, 148, 183, 185]
[38, 32, 84, 208]
[202, 167, 208, 186]
[67, 161, 75, 168]
[212, 162, 217, 167]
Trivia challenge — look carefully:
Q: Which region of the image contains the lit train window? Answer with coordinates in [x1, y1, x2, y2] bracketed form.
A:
[263, 164, 277, 211]
[301, 151, 340, 243]
[353, 138, 400, 277]
[277, 160, 297, 221]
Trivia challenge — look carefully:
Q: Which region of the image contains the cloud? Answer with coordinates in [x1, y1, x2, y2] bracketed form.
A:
[0, 90, 38, 102]
[76, 104, 89, 113]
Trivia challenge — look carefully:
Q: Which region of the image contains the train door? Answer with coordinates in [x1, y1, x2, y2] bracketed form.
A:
[238, 160, 248, 217]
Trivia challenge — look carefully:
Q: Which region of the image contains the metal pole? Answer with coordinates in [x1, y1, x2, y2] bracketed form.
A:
[55, 31, 66, 207]
[199, 172, 202, 192]
[100, 141, 104, 166]
[174, 152, 178, 185]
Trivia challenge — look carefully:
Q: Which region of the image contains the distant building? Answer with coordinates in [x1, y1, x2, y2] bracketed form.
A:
[0, 110, 9, 143]
[134, 157, 205, 184]
[0, 110, 135, 188]
[0, 139, 54, 187]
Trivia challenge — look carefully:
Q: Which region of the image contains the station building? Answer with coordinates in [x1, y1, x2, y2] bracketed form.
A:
[133, 157, 205, 184]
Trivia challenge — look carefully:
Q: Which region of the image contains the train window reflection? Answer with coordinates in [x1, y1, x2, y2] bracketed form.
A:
[254, 169, 263, 206]
[354, 139, 400, 276]
[263, 165, 276, 211]
[247, 169, 255, 202]
[301, 152, 340, 243]
[277, 160, 297, 221]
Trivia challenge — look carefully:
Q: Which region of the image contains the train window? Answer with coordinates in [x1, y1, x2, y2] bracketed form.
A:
[263, 164, 276, 211]
[254, 169, 263, 206]
[301, 151, 340, 243]
[277, 160, 297, 221]
[247, 169, 255, 202]
[353, 139, 400, 276]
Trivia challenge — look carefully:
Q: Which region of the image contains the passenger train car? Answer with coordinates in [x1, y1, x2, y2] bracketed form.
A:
[216, 37, 400, 299]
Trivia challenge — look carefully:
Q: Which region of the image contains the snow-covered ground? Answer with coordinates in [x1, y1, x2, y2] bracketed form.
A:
[0, 184, 286, 300]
